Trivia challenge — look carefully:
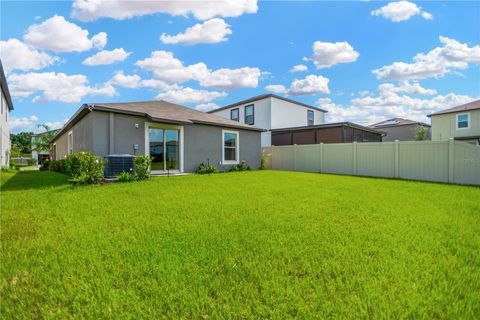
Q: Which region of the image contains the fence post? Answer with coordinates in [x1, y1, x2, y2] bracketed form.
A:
[352, 141, 357, 175]
[319, 143, 324, 173]
[448, 138, 455, 183]
[293, 144, 297, 171]
[394, 140, 399, 178]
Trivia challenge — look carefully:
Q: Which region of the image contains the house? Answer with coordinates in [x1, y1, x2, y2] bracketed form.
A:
[208, 94, 327, 147]
[51, 101, 262, 173]
[428, 100, 480, 145]
[271, 122, 384, 146]
[0, 60, 14, 168]
[369, 118, 431, 141]
[31, 129, 59, 165]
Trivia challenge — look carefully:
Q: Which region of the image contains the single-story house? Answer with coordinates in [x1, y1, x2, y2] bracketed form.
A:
[368, 118, 431, 141]
[428, 100, 480, 145]
[271, 122, 384, 146]
[51, 101, 262, 173]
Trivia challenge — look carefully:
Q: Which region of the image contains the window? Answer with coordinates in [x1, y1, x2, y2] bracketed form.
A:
[245, 104, 254, 125]
[456, 113, 470, 129]
[68, 131, 73, 155]
[230, 108, 239, 122]
[223, 130, 239, 164]
[307, 110, 314, 126]
[52, 144, 57, 161]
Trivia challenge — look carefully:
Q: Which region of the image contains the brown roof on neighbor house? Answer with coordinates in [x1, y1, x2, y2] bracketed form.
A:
[0, 59, 14, 111]
[53, 100, 262, 141]
[428, 99, 480, 117]
[271, 122, 385, 135]
[207, 94, 328, 113]
[369, 117, 430, 128]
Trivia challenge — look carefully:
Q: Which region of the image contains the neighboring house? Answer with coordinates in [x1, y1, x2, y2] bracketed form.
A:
[208, 94, 327, 147]
[271, 122, 384, 146]
[428, 100, 480, 145]
[51, 101, 262, 174]
[369, 118, 431, 141]
[31, 129, 59, 164]
[0, 60, 14, 167]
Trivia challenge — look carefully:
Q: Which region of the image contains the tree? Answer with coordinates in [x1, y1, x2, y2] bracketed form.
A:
[33, 124, 58, 153]
[414, 125, 429, 141]
[10, 132, 34, 154]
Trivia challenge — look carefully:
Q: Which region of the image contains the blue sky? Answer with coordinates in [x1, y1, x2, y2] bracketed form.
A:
[1, 0, 479, 133]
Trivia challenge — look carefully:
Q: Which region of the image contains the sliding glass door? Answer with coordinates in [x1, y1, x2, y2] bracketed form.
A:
[148, 128, 180, 172]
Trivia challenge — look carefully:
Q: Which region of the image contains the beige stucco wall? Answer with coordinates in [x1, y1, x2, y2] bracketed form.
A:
[431, 109, 480, 141]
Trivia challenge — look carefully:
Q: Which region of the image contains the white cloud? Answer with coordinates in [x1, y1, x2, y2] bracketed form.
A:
[10, 115, 39, 131]
[373, 36, 480, 80]
[7, 72, 115, 103]
[371, 1, 433, 22]
[71, 0, 258, 21]
[160, 18, 232, 45]
[289, 64, 308, 73]
[0, 39, 58, 72]
[109, 71, 142, 88]
[135, 50, 262, 89]
[289, 75, 330, 95]
[266, 75, 330, 96]
[195, 103, 220, 112]
[155, 87, 227, 104]
[91, 32, 107, 49]
[199, 67, 261, 89]
[82, 48, 131, 66]
[24, 15, 107, 52]
[306, 41, 359, 69]
[44, 119, 68, 131]
[318, 82, 476, 125]
[265, 84, 287, 94]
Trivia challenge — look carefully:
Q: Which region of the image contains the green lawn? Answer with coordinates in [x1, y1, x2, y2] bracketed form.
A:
[1, 170, 479, 319]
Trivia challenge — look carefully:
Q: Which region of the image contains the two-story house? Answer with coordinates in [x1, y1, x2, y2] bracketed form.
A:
[428, 100, 480, 145]
[208, 94, 327, 147]
[1, 60, 14, 167]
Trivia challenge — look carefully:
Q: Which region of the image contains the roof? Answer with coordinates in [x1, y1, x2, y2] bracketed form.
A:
[428, 100, 480, 117]
[0, 59, 14, 111]
[207, 94, 328, 113]
[369, 117, 430, 128]
[53, 100, 263, 141]
[271, 122, 385, 135]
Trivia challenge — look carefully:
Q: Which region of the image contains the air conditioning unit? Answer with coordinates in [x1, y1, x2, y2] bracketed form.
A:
[104, 154, 135, 177]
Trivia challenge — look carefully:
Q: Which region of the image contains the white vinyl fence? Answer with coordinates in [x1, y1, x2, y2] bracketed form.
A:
[262, 140, 480, 185]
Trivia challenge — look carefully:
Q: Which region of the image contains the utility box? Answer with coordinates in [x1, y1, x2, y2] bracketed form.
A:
[104, 154, 135, 177]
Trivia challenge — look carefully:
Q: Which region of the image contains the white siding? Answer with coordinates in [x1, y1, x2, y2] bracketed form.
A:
[210, 95, 327, 147]
[270, 96, 325, 129]
[0, 91, 11, 167]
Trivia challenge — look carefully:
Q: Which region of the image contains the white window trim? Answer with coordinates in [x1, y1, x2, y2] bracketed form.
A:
[144, 122, 184, 173]
[456, 113, 470, 130]
[67, 131, 73, 155]
[222, 129, 240, 165]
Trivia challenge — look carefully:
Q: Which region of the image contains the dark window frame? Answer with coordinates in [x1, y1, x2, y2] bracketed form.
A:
[244, 104, 254, 125]
[230, 108, 239, 122]
[307, 110, 314, 126]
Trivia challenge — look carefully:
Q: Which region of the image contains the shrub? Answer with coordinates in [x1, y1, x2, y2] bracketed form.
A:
[134, 155, 152, 180]
[117, 171, 135, 182]
[49, 160, 66, 173]
[64, 152, 105, 184]
[229, 160, 251, 172]
[27, 158, 36, 166]
[196, 163, 218, 174]
[259, 155, 268, 170]
[39, 161, 50, 171]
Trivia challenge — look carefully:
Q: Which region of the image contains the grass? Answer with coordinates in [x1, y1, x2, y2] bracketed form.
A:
[1, 170, 479, 319]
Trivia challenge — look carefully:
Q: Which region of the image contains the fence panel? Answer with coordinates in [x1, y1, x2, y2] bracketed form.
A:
[357, 142, 396, 178]
[323, 144, 354, 175]
[454, 142, 480, 185]
[398, 141, 449, 183]
[263, 140, 480, 185]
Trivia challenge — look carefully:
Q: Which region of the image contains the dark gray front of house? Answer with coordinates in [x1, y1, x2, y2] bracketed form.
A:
[52, 109, 261, 173]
